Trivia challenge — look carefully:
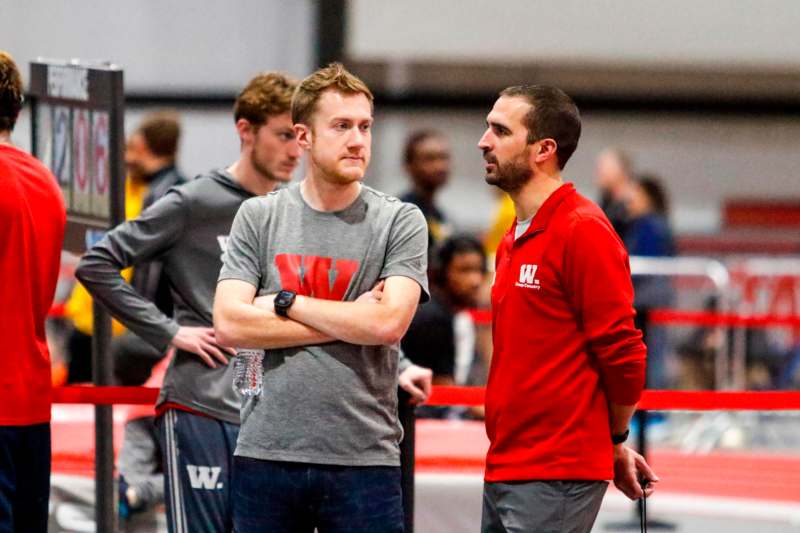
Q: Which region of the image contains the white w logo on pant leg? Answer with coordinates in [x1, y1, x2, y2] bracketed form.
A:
[186, 465, 223, 490]
[519, 264, 538, 285]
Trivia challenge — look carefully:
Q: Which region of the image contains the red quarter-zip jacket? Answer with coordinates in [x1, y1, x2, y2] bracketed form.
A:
[485, 183, 646, 482]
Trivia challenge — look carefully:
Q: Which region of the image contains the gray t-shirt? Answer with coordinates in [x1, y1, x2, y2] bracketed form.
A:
[218, 183, 429, 466]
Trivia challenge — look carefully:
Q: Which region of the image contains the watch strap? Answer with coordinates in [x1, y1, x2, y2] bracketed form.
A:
[274, 290, 296, 318]
[611, 428, 630, 445]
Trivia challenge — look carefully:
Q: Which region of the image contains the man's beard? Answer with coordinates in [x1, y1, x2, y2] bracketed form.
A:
[251, 149, 279, 182]
[312, 154, 364, 185]
[484, 148, 532, 193]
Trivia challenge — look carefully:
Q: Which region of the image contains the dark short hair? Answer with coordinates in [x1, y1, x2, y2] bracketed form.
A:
[435, 234, 487, 281]
[637, 173, 670, 216]
[0, 51, 24, 132]
[499, 85, 581, 169]
[403, 129, 444, 165]
[136, 112, 181, 159]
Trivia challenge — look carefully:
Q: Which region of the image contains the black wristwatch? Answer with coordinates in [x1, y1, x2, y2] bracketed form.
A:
[274, 290, 297, 317]
[611, 429, 630, 445]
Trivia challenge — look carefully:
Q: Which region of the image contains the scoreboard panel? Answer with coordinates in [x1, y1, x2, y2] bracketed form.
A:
[28, 60, 124, 253]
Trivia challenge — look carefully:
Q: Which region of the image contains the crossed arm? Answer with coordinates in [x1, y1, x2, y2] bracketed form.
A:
[213, 276, 422, 349]
[214, 275, 431, 403]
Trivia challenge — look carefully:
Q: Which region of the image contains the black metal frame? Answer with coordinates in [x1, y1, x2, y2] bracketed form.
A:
[29, 60, 125, 253]
[398, 390, 417, 532]
[315, 0, 347, 68]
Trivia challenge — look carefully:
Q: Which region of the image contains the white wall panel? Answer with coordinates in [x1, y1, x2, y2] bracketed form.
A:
[1, 0, 314, 93]
[349, 0, 800, 68]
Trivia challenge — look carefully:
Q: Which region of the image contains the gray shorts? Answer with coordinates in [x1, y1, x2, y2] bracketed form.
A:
[481, 479, 608, 533]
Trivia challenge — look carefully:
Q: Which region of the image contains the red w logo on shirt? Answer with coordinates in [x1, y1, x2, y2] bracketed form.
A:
[274, 254, 360, 301]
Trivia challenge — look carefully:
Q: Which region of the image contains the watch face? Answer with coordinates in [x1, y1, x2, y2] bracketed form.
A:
[276, 290, 295, 306]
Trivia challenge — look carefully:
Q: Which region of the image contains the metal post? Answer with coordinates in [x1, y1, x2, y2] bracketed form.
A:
[315, 0, 346, 67]
[92, 301, 117, 532]
[398, 389, 416, 533]
[713, 285, 732, 390]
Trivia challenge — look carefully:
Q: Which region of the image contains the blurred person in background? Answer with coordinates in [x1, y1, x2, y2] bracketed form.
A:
[483, 189, 515, 258]
[402, 235, 488, 418]
[624, 174, 675, 258]
[478, 85, 656, 533]
[624, 174, 676, 389]
[116, 357, 170, 522]
[777, 343, 800, 389]
[0, 50, 66, 533]
[65, 112, 186, 385]
[76, 72, 300, 533]
[595, 147, 634, 238]
[399, 130, 453, 253]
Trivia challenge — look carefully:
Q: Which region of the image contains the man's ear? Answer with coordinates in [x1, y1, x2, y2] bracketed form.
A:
[235, 118, 256, 146]
[294, 123, 312, 150]
[534, 138, 558, 165]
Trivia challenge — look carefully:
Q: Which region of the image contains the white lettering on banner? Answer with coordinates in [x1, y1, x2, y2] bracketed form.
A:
[515, 264, 541, 290]
[186, 465, 223, 490]
[47, 65, 89, 101]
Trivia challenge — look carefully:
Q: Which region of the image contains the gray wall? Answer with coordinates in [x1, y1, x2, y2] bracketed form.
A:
[1, 0, 314, 93]
[349, 0, 800, 67]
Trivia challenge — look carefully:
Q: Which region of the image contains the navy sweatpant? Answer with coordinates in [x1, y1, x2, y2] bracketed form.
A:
[156, 410, 239, 533]
[0, 423, 50, 533]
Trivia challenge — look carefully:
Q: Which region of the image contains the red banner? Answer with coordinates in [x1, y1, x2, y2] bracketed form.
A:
[53, 385, 800, 411]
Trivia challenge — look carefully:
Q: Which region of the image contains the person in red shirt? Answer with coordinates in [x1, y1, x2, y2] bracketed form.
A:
[0, 51, 66, 533]
[477, 85, 658, 532]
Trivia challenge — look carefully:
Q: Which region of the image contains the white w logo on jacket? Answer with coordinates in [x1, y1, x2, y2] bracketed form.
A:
[519, 264, 538, 285]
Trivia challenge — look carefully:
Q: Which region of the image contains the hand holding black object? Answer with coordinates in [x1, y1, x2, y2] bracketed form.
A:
[613, 444, 659, 500]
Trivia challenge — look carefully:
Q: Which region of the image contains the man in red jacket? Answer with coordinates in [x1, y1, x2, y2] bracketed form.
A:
[0, 51, 66, 533]
[477, 85, 658, 532]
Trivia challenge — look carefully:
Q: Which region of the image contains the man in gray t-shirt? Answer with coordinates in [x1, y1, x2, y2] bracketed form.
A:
[215, 64, 428, 532]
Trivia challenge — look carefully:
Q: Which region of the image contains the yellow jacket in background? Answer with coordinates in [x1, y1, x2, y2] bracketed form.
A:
[484, 192, 516, 257]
